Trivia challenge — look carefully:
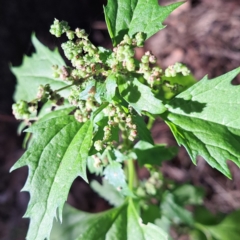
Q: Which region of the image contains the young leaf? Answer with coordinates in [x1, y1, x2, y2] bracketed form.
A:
[134, 141, 178, 166]
[165, 67, 240, 178]
[104, 0, 183, 45]
[90, 179, 125, 206]
[52, 200, 168, 240]
[11, 116, 93, 240]
[12, 34, 69, 102]
[104, 162, 131, 196]
[172, 184, 204, 206]
[117, 74, 167, 114]
[105, 74, 118, 102]
[161, 192, 194, 226]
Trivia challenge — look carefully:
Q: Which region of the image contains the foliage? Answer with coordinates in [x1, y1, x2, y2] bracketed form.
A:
[10, 0, 240, 239]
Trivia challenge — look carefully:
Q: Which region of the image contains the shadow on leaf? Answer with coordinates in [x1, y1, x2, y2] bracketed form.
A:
[120, 82, 141, 103]
[169, 98, 206, 114]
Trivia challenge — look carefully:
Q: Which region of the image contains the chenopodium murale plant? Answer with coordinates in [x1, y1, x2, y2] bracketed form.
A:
[10, 19, 190, 239]
[10, 0, 240, 239]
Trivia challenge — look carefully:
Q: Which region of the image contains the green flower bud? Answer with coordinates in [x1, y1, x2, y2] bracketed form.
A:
[123, 34, 132, 45]
[66, 30, 75, 40]
[135, 32, 146, 47]
[126, 58, 135, 71]
[93, 156, 102, 168]
[145, 182, 156, 195]
[141, 55, 149, 64]
[12, 100, 31, 120]
[74, 109, 84, 122]
[165, 66, 176, 77]
[94, 140, 103, 151]
[75, 28, 87, 38]
[49, 19, 70, 37]
[130, 129, 137, 138]
[149, 55, 156, 64]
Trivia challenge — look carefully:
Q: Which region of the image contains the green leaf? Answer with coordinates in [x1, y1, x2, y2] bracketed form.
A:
[104, 162, 131, 196]
[105, 74, 118, 102]
[52, 200, 168, 240]
[51, 204, 91, 240]
[134, 141, 178, 166]
[161, 192, 194, 226]
[142, 204, 161, 224]
[195, 210, 240, 240]
[172, 184, 205, 205]
[118, 74, 167, 114]
[11, 116, 93, 240]
[104, 0, 183, 45]
[165, 67, 240, 178]
[159, 73, 197, 100]
[79, 79, 95, 100]
[98, 46, 112, 62]
[132, 115, 154, 144]
[193, 206, 224, 226]
[95, 82, 106, 103]
[38, 105, 76, 123]
[12, 34, 69, 102]
[90, 179, 125, 206]
[23, 106, 76, 149]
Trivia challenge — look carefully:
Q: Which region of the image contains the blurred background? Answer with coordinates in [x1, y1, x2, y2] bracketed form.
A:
[0, 0, 240, 239]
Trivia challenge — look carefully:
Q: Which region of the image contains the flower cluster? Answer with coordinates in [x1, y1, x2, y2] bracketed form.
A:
[12, 100, 36, 120]
[12, 19, 191, 159]
[94, 104, 138, 152]
[165, 62, 190, 77]
[136, 171, 163, 197]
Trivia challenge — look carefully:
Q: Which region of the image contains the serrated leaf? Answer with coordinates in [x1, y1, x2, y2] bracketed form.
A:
[22, 106, 76, 149]
[90, 179, 125, 206]
[11, 116, 93, 240]
[104, 0, 183, 45]
[12, 34, 69, 102]
[118, 74, 167, 114]
[51, 204, 91, 240]
[165, 67, 240, 178]
[134, 140, 178, 166]
[52, 200, 168, 240]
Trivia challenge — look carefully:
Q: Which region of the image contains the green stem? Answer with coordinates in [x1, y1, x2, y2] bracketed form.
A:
[128, 158, 136, 191]
[54, 83, 74, 93]
[147, 117, 154, 130]
[119, 122, 137, 191]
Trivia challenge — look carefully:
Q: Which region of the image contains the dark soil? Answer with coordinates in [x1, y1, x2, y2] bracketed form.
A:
[0, 0, 240, 239]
